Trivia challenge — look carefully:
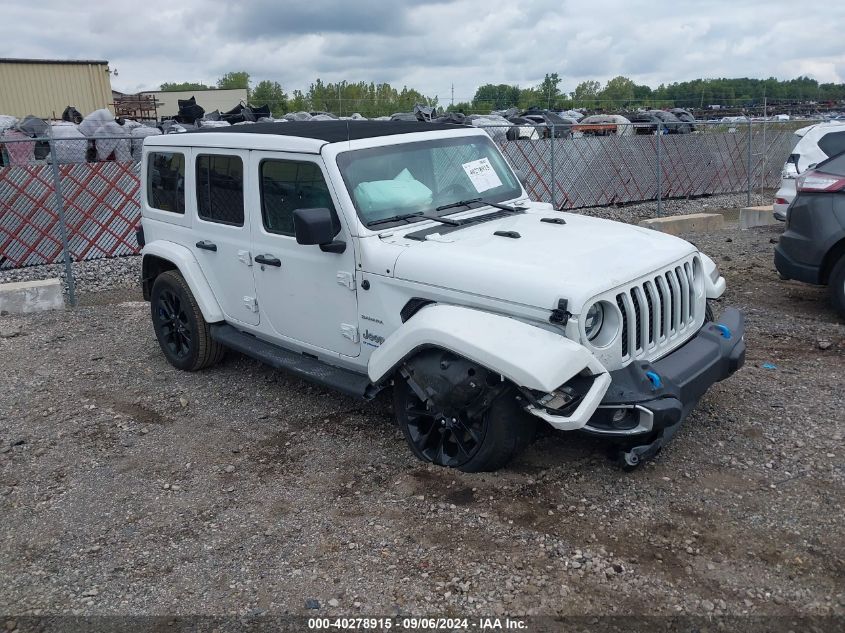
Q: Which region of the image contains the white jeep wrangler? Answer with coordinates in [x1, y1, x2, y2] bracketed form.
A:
[138, 121, 746, 471]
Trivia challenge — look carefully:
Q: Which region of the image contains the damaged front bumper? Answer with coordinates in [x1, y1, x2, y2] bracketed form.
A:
[527, 308, 746, 465]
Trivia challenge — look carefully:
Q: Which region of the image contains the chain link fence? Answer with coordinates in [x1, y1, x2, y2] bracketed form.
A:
[492, 119, 805, 211]
[0, 131, 141, 304]
[1, 119, 810, 303]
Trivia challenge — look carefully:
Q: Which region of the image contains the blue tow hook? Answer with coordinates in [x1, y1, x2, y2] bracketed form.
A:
[645, 370, 662, 390]
[715, 324, 732, 340]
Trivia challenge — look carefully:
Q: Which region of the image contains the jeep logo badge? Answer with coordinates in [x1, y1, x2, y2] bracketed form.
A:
[363, 329, 385, 346]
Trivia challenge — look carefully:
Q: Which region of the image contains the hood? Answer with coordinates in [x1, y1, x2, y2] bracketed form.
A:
[387, 208, 697, 312]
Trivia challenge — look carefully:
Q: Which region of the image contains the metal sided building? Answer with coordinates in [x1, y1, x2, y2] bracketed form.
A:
[139, 89, 248, 118]
[0, 58, 113, 118]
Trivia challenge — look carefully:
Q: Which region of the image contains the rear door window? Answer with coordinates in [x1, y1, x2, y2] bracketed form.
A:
[196, 154, 244, 226]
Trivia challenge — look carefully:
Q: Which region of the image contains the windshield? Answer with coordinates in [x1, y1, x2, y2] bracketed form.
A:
[336, 135, 522, 227]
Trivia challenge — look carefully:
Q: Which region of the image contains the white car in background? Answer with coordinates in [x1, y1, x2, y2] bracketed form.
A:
[774, 122, 845, 220]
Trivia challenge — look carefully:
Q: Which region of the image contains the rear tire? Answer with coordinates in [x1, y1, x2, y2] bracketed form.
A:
[394, 379, 535, 473]
[150, 270, 225, 371]
[829, 255, 845, 318]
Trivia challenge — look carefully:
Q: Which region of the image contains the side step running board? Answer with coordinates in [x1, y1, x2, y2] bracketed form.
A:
[210, 324, 379, 400]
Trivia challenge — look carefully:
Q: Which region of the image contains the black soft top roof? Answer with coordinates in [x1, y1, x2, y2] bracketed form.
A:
[187, 120, 468, 143]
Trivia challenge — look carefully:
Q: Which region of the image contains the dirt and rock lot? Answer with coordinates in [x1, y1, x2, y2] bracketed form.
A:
[0, 222, 842, 621]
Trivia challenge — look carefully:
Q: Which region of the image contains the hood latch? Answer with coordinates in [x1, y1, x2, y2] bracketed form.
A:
[549, 299, 572, 326]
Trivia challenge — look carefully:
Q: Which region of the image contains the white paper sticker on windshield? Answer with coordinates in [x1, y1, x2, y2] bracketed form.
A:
[461, 157, 503, 193]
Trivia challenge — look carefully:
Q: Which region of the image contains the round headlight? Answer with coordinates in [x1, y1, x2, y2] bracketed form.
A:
[584, 302, 604, 341]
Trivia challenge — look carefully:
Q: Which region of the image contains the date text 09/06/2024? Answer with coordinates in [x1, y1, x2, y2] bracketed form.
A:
[307, 616, 528, 630]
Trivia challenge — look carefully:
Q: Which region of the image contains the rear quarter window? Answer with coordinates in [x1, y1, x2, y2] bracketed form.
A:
[147, 152, 185, 213]
[818, 152, 845, 176]
[819, 131, 845, 158]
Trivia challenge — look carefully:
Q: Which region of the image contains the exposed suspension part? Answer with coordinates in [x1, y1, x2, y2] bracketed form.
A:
[400, 349, 506, 420]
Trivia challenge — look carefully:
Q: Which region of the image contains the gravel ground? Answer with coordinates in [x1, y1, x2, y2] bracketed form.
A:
[0, 256, 141, 297]
[1, 223, 843, 624]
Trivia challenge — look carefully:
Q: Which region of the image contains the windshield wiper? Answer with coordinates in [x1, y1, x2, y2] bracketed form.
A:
[484, 200, 525, 213]
[368, 198, 523, 229]
[435, 197, 525, 214]
[366, 212, 423, 228]
[435, 198, 482, 212]
[366, 212, 462, 229]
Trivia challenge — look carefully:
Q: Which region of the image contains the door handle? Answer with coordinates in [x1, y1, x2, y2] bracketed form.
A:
[255, 254, 281, 267]
[195, 240, 217, 252]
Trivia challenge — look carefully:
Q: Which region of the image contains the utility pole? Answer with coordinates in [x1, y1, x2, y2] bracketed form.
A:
[451, 83, 454, 107]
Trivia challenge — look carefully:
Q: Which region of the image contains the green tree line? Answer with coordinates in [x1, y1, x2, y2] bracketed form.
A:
[159, 71, 845, 117]
[465, 74, 845, 113]
[159, 72, 435, 117]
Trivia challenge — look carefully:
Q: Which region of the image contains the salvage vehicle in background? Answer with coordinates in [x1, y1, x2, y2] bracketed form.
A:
[773, 121, 845, 220]
[670, 108, 697, 131]
[629, 110, 692, 135]
[504, 116, 542, 140]
[465, 114, 515, 142]
[506, 108, 574, 140]
[573, 114, 634, 136]
[139, 121, 745, 472]
[775, 150, 845, 316]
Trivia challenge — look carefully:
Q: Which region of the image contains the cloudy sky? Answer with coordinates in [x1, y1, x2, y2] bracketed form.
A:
[2, 0, 843, 101]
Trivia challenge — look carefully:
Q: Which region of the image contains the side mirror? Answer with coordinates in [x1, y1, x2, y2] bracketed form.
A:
[293, 208, 346, 253]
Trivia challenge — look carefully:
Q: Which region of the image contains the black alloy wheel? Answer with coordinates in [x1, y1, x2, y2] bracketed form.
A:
[394, 373, 535, 472]
[398, 386, 487, 468]
[150, 270, 225, 371]
[156, 288, 192, 360]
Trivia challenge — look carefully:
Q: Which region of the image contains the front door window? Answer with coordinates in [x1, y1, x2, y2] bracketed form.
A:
[260, 159, 339, 235]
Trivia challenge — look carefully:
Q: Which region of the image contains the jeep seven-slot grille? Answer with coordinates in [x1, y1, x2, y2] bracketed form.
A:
[616, 295, 628, 353]
[616, 262, 698, 359]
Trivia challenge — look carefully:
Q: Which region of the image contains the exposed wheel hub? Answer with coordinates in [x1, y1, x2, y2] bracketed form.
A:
[402, 351, 496, 412]
[437, 414, 461, 431]
[396, 350, 509, 468]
